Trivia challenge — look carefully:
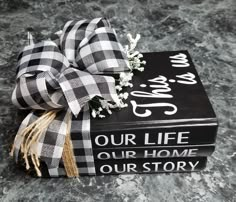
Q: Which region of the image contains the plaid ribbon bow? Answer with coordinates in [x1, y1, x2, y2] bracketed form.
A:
[11, 18, 129, 177]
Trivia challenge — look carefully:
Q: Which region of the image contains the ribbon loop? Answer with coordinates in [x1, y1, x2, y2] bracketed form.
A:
[16, 41, 70, 79]
[60, 18, 111, 64]
[76, 27, 129, 74]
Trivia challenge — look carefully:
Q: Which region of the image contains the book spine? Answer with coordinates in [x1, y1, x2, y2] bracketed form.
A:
[94, 157, 207, 175]
[92, 145, 215, 160]
[91, 125, 218, 148]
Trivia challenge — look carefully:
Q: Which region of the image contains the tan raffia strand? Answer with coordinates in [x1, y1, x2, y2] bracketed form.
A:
[62, 112, 79, 177]
[10, 110, 58, 177]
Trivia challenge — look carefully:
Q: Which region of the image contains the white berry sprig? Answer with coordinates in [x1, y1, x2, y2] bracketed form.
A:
[90, 33, 146, 118]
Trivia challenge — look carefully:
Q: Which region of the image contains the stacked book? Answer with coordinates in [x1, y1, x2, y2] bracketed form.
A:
[88, 51, 218, 175]
[35, 50, 217, 176]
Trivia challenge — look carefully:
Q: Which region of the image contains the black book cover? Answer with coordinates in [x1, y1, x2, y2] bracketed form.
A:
[94, 157, 207, 175]
[92, 144, 215, 160]
[87, 51, 218, 148]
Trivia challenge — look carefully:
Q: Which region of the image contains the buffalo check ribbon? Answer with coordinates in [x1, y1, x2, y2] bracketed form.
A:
[11, 18, 129, 177]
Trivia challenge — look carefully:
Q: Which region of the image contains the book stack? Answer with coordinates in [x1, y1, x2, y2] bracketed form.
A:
[36, 50, 218, 176]
[88, 51, 218, 175]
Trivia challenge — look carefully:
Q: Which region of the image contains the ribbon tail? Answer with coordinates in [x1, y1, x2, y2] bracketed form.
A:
[70, 103, 96, 175]
[48, 103, 96, 177]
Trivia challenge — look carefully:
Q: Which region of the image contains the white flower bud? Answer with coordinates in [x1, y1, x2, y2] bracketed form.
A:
[142, 60, 146, 65]
[99, 114, 105, 118]
[107, 109, 112, 114]
[135, 34, 141, 42]
[138, 53, 143, 58]
[91, 110, 97, 118]
[123, 92, 129, 100]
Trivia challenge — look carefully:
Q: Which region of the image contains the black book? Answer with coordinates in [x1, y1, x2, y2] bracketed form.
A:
[21, 51, 217, 177]
[94, 157, 207, 175]
[37, 157, 207, 177]
[92, 144, 215, 160]
[84, 51, 218, 149]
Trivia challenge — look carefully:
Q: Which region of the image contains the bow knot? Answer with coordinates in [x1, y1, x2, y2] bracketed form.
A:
[11, 18, 129, 177]
[13, 17, 129, 117]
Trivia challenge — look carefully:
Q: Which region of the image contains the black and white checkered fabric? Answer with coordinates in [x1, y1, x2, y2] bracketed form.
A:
[12, 17, 129, 177]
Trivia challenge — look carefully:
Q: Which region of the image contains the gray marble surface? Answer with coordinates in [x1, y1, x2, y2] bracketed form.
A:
[0, 0, 235, 201]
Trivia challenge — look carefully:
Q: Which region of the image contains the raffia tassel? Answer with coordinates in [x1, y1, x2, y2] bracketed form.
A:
[62, 110, 79, 177]
[10, 110, 58, 177]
